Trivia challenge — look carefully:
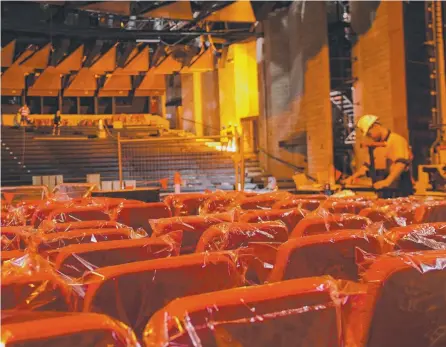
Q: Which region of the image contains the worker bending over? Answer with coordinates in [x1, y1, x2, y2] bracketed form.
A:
[344, 115, 413, 197]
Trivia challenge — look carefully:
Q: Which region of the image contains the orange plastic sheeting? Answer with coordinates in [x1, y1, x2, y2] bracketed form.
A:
[55, 45, 84, 73]
[55, 231, 182, 278]
[270, 229, 391, 283]
[39, 220, 130, 234]
[239, 208, 308, 233]
[1, 40, 15, 67]
[28, 67, 62, 96]
[112, 202, 171, 235]
[196, 221, 289, 253]
[1, 64, 27, 95]
[1, 226, 30, 251]
[21, 43, 51, 69]
[1, 250, 25, 264]
[143, 277, 362, 346]
[1, 253, 80, 311]
[204, 1, 256, 23]
[47, 206, 111, 224]
[135, 69, 166, 96]
[346, 250, 446, 347]
[143, 1, 193, 20]
[98, 72, 132, 97]
[64, 68, 97, 97]
[181, 49, 215, 74]
[272, 198, 322, 211]
[150, 213, 234, 254]
[83, 252, 244, 337]
[389, 222, 446, 251]
[291, 213, 372, 238]
[90, 46, 117, 73]
[153, 54, 182, 75]
[321, 199, 373, 214]
[81, 1, 131, 15]
[359, 204, 418, 228]
[1, 311, 139, 347]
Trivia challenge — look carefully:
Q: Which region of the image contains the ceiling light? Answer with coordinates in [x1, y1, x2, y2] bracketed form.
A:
[136, 39, 161, 43]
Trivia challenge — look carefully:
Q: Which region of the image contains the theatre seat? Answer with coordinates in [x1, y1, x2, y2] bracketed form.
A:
[239, 208, 307, 233]
[83, 252, 243, 337]
[164, 193, 209, 216]
[143, 276, 358, 347]
[195, 222, 288, 253]
[346, 250, 446, 347]
[199, 192, 255, 214]
[150, 214, 233, 254]
[1, 226, 29, 250]
[55, 232, 182, 278]
[269, 230, 386, 282]
[272, 198, 322, 211]
[1, 311, 139, 347]
[36, 228, 133, 255]
[290, 214, 371, 238]
[236, 192, 291, 210]
[39, 220, 129, 233]
[1, 272, 75, 311]
[48, 206, 111, 224]
[1, 250, 25, 264]
[322, 200, 372, 214]
[389, 222, 446, 251]
[414, 200, 446, 223]
[112, 202, 171, 235]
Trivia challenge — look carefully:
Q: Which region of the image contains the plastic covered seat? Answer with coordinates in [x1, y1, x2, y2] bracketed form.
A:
[150, 214, 233, 254]
[414, 200, 446, 223]
[36, 228, 133, 254]
[321, 200, 372, 214]
[39, 220, 129, 233]
[1, 311, 139, 347]
[236, 192, 291, 210]
[55, 231, 182, 278]
[48, 206, 111, 224]
[1, 226, 30, 250]
[272, 198, 322, 211]
[196, 222, 289, 253]
[359, 207, 416, 228]
[143, 276, 360, 347]
[83, 252, 243, 336]
[388, 222, 446, 251]
[112, 202, 171, 235]
[164, 193, 210, 216]
[199, 192, 256, 214]
[346, 250, 446, 347]
[1, 250, 25, 264]
[269, 229, 388, 282]
[239, 208, 307, 233]
[290, 214, 371, 238]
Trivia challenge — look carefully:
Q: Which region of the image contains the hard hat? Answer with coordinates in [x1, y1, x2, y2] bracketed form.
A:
[356, 115, 378, 135]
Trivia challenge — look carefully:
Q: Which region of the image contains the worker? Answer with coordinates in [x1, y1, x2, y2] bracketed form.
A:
[343, 115, 413, 197]
[18, 103, 31, 126]
[52, 110, 61, 136]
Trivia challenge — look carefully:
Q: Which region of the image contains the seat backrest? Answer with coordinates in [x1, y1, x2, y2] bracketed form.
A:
[272, 198, 322, 211]
[346, 250, 446, 347]
[143, 277, 353, 347]
[113, 202, 171, 235]
[239, 208, 307, 233]
[164, 193, 209, 216]
[36, 228, 133, 254]
[322, 200, 372, 214]
[236, 192, 291, 210]
[150, 214, 233, 254]
[389, 222, 446, 251]
[414, 200, 446, 223]
[55, 232, 181, 278]
[196, 222, 289, 253]
[199, 192, 253, 214]
[291, 214, 371, 238]
[1, 273, 74, 311]
[1, 311, 139, 347]
[83, 252, 243, 337]
[1, 250, 25, 264]
[39, 220, 127, 233]
[269, 230, 385, 282]
[1, 226, 29, 250]
[48, 206, 110, 224]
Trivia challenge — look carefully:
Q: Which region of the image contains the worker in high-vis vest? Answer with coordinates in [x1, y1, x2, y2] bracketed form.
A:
[344, 115, 413, 197]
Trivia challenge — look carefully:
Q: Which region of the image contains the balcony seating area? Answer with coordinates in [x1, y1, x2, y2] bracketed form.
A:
[1, 190, 446, 346]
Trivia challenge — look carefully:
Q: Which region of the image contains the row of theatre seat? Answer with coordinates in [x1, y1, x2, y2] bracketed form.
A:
[1, 190, 446, 346]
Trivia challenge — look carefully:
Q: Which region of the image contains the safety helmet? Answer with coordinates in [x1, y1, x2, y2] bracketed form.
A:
[356, 115, 378, 135]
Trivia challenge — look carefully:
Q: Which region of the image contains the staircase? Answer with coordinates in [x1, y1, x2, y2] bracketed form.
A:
[330, 90, 355, 145]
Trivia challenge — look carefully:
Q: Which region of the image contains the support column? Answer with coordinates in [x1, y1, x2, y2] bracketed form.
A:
[180, 73, 203, 136]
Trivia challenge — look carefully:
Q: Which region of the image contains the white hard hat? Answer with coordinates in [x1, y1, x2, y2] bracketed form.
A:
[356, 115, 378, 135]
